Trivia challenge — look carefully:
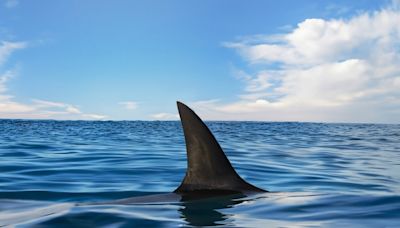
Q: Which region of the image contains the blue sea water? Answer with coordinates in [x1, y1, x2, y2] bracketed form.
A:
[0, 120, 399, 227]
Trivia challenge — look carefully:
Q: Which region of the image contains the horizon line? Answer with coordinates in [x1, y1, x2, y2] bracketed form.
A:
[0, 118, 398, 125]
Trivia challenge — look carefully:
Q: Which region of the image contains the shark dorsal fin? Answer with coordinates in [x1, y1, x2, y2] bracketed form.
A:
[174, 102, 266, 193]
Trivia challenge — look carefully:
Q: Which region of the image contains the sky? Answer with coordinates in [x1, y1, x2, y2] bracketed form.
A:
[0, 0, 399, 123]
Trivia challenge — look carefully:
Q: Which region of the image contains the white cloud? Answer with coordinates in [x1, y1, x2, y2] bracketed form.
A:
[229, 9, 400, 66]
[4, 0, 18, 8]
[32, 99, 82, 114]
[150, 112, 179, 120]
[0, 101, 35, 113]
[29, 99, 106, 120]
[65, 106, 81, 114]
[118, 101, 138, 110]
[244, 71, 274, 93]
[276, 59, 371, 107]
[0, 97, 108, 120]
[215, 3, 400, 123]
[82, 113, 107, 120]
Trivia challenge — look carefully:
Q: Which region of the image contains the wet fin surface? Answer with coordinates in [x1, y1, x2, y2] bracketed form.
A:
[174, 102, 266, 193]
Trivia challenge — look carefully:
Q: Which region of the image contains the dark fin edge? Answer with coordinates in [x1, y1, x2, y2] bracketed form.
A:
[174, 101, 266, 193]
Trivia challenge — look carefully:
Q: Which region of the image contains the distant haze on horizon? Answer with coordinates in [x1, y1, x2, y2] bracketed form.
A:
[0, 0, 399, 123]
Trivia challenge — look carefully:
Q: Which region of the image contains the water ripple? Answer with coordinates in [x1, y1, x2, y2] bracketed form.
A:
[0, 120, 399, 227]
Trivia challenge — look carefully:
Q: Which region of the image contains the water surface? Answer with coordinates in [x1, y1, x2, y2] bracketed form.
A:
[0, 120, 399, 227]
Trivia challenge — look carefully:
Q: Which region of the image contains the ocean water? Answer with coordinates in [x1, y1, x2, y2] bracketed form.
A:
[0, 120, 399, 227]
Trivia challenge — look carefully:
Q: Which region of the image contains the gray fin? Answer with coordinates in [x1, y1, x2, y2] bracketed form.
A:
[174, 101, 266, 193]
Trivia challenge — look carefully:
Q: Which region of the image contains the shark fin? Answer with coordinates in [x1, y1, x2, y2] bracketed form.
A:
[174, 101, 266, 193]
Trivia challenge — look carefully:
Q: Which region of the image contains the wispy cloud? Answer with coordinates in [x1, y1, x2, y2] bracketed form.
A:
[118, 101, 138, 110]
[32, 99, 68, 108]
[150, 112, 179, 120]
[7, 98, 108, 120]
[31, 99, 83, 115]
[0, 41, 107, 120]
[0, 69, 15, 94]
[0, 41, 26, 65]
[0, 43, 34, 115]
[82, 113, 107, 120]
[210, 3, 400, 123]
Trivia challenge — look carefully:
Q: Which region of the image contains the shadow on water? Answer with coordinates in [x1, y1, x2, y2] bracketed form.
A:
[2, 192, 400, 227]
[178, 190, 247, 226]
[23, 192, 250, 227]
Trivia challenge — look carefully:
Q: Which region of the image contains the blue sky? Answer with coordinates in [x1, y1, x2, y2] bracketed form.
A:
[0, 0, 399, 123]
